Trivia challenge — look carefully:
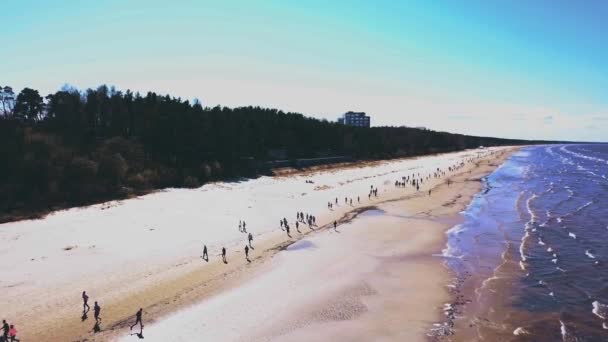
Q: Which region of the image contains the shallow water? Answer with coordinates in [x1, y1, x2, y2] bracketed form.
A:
[446, 144, 608, 341]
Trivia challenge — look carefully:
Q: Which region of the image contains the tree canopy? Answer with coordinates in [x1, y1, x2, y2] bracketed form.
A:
[0, 84, 537, 222]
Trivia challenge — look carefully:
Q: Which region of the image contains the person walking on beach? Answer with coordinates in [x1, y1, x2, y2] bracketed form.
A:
[82, 291, 90, 313]
[202, 244, 208, 261]
[239, 220, 242, 232]
[242, 221, 247, 233]
[280, 219, 284, 230]
[130, 308, 143, 331]
[286, 224, 291, 237]
[222, 247, 227, 263]
[333, 220, 337, 231]
[94, 302, 101, 323]
[248, 233, 253, 248]
[8, 324, 18, 342]
[296, 221, 300, 232]
[245, 245, 250, 262]
[429, 189, 431, 196]
[2, 320, 9, 341]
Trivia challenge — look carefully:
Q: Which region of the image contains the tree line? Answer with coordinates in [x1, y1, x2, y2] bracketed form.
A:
[0, 84, 535, 222]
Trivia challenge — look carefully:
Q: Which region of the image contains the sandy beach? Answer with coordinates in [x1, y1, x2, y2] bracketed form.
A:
[0, 147, 516, 341]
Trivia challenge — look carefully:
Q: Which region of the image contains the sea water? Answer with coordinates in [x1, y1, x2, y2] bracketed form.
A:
[444, 144, 608, 341]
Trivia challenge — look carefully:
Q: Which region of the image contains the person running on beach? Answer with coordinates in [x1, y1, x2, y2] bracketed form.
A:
[130, 308, 143, 331]
[248, 233, 253, 248]
[94, 302, 101, 323]
[82, 291, 90, 312]
[245, 245, 250, 261]
[222, 247, 227, 263]
[202, 244, 208, 261]
[2, 320, 9, 341]
[8, 324, 18, 342]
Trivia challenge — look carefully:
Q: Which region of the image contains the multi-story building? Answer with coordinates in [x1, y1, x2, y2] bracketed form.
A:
[337, 111, 370, 127]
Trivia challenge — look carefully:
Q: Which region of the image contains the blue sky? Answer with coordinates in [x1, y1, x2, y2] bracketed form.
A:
[2, 0, 607, 141]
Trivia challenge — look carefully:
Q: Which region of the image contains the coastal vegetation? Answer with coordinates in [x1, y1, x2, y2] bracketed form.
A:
[0, 84, 532, 222]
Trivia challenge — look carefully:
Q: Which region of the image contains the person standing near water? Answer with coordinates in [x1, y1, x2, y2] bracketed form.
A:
[82, 291, 90, 312]
[202, 244, 208, 261]
[94, 302, 101, 323]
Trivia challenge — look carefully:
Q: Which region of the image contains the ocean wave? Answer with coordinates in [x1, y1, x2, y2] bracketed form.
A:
[560, 145, 608, 164]
[592, 301, 607, 320]
[513, 327, 528, 335]
[520, 230, 531, 262]
[526, 194, 540, 223]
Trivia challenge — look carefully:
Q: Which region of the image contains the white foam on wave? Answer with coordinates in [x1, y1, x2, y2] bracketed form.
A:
[568, 232, 576, 239]
[560, 145, 608, 164]
[585, 250, 596, 259]
[519, 261, 526, 271]
[526, 194, 539, 223]
[560, 320, 566, 340]
[557, 217, 563, 223]
[538, 238, 546, 246]
[520, 231, 530, 262]
[552, 258, 558, 264]
[547, 247, 553, 252]
[556, 267, 566, 272]
[575, 201, 593, 213]
[592, 301, 607, 320]
[513, 327, 528, 335]
[549, 292, 554, 297]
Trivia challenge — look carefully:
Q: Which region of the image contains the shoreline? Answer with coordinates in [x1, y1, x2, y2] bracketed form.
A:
[0, 147, 517, 341]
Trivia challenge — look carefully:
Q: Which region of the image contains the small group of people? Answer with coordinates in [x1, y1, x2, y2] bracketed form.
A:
[1, 320, 18, 342]
[82, 291, 102, 324]
[369, 187, 378, 199]
[238, 220, 247, 233]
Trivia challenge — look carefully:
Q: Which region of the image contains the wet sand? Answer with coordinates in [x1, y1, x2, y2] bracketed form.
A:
[2, 148, 517, 341]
